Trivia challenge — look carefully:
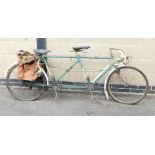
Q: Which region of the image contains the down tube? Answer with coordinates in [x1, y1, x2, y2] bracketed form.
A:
[92, 64, 114, 83]
[57, 60, 79, 81]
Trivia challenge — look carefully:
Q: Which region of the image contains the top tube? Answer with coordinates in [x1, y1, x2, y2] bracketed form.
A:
[42, 54, 114, 60]
[40, 47, 127, 61]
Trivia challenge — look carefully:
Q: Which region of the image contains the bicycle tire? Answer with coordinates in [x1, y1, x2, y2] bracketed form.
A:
[107, 66, 149, 104]
[6, 63, 46, 101]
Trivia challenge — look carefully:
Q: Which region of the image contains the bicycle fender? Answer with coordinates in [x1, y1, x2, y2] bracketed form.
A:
[104, 63, 126, 100]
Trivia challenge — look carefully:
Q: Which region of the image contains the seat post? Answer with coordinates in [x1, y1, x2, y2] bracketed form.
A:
[75, 51, 80, 58]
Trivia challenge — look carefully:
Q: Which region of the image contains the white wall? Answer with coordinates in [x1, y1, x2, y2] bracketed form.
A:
[0, 38, 155, 86]
[0, 38, 36, 77]
[47, 38, 155, 85]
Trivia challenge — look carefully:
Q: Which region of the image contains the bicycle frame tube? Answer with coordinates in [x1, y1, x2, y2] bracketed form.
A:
[41, 55, 82, 81]
[42, 55, 114, 60]
[41, 53, 115, 83]
[58, 59, 80, 81]
[92, 62, 116, 84]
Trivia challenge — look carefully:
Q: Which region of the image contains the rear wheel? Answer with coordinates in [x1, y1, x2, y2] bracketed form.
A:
[107, 66, 149, 104]
[6, 63, 47, 101]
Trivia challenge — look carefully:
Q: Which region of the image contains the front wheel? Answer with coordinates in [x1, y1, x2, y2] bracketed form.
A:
[107, 66, 149, 104]
[6, 63, 47, 101]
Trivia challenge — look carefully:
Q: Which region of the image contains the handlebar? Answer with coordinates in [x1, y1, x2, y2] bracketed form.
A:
[110, 48, 127, 64]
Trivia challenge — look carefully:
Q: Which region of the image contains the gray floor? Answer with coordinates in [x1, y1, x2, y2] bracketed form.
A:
[0, 88, 155, 116]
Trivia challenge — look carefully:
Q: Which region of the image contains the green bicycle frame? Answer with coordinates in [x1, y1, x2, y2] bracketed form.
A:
[40, 52, 116, 84]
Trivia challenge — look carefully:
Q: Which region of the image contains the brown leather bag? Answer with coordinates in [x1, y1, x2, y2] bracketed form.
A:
[17, 61, 40, 81]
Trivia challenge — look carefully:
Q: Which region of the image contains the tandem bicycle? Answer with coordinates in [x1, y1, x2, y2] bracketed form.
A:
[6, 46, 149, 104]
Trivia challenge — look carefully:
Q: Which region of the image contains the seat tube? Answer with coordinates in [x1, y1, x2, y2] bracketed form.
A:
[77, 52, 93, 96]
[77, 53, 89, 80]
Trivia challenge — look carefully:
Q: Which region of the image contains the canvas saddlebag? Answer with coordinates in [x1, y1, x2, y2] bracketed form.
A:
[17, 50, 39, 64]
[17, 50, 41, 81]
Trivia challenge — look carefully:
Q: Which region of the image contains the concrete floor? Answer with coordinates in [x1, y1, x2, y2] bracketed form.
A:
[0, 88, 155, 116]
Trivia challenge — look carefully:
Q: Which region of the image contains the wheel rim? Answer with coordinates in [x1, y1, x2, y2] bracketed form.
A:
[6, 64, 45, 101]
[108, 66, 149, 104]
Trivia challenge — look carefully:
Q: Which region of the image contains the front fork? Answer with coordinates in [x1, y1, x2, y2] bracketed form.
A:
[104, 63, 126, 100]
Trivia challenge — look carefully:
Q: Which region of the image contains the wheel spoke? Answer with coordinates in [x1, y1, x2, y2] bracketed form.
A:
[108, 66, 148, 104]
[6, 64, 46, 101]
